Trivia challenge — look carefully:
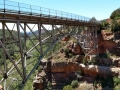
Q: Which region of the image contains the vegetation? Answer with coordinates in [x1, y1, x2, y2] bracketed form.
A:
[110, 8, 120, 20]
[63, 85, 72, 90]
[45, 81, 52, 90]
[100, 20, 110, 30]
[94, 75, 114, 89]
[71, 80, 79, 88]
[111, 20, 120, 32]
[88, 59, 96, 65]
[82, 57, 87, 65]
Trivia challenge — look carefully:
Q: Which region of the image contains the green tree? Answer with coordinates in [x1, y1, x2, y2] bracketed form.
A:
[100, 20, 109, 30]
[111, 20, 120, 32]
[110, 8, 120, 20]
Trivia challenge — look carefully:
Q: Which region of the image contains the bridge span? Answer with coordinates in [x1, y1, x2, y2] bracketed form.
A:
[0, 0, 100, 89]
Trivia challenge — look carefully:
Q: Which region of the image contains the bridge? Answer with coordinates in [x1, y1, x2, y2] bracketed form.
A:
[0, 0, 100, 90]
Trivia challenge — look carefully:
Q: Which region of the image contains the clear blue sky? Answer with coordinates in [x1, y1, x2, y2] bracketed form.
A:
[4, 0, 120, 20]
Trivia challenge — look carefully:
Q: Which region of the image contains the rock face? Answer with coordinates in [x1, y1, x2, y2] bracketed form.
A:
[79, 64, 111, 77]
[98, 30, 120, 54]
[98, 34, 117, 54]
[101, 30, 114, 40]
[67, 42, 84, 55]
[96, 57, 112, 66]
[50, 63, 120, 78]
[74, 55, 84, 62]
[34, 61, 120, 89]
[33, 70, 46, 90]
[51, 62, 80, 74]
[79, 64, 120, 78]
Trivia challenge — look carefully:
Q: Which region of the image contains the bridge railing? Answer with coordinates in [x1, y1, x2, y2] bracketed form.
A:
[0, 0, 92, 22]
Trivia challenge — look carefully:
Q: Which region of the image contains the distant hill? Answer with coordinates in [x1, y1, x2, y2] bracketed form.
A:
[27, 29, 45, 36]
[0, 29, 24, 39]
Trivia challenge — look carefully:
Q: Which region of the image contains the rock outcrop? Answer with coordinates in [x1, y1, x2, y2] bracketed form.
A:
[98, 33, 117, 53]
[67, 42, 84, 55]
[79, 64, 120, 77]
[33, 70, 46, 90]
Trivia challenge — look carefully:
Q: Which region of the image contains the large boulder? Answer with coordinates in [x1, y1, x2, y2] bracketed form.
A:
[79, 64, 120, 77]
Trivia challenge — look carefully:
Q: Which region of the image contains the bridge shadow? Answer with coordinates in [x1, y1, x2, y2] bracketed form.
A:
[92, 53, 119, 90]
[94, 74, 114, 90]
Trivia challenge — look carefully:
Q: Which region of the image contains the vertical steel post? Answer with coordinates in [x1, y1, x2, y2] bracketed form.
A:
[95, 26, 99, 55]
[52, 24, 54, 41]
[24, 23, 27, 76]
[38, 22, 43, 55]
[17, 21, 26, 81]
[2, 22, 7, 90]
[18, 3, 20, 11]
[3, 0, 5, 9]
[3, 0, 5, 17]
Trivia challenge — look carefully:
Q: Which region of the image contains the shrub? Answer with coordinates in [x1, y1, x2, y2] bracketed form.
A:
[93, 80, 97, 88]
[111, 20, 120, 33]
[68, 53, 73, 58]
[71, 80, 79, 88]
[118, 84, 120, 88]
[88, 59, 96, 65]
[63, 85, 72, 90]
[114, 77, 120, 86]
[37, 66, 43, 73]
[106, 50, 111, 58]
[82, 57, 87, 65]
[64, 48, 69, 57]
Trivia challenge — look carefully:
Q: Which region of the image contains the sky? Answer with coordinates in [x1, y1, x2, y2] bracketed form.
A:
[4, 0, 120, 20]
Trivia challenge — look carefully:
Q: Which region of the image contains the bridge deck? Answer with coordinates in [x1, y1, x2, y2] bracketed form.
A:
[0, 9, 96, 26]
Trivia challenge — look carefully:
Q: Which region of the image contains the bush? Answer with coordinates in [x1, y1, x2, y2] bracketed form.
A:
[88, 59, 96, 65]
[64, 48, 69, 57]
[36, 65, 43, 73]
[100, 20, 109, 30]
[63, 85, 72, 90]
[110, 8, 120, 20]
[111, 20, 120, 33]
[82, 57, 87, 65]
[114, 77, 120, 86]
[118, 84, 120, 88]
[71, 80, 79, 88]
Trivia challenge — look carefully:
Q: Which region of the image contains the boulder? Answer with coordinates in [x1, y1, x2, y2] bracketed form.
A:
[74, 55, 84, 62]
[60, 48, 64, 53]
[79, 64, 120, 77]
[71, 42, 83, 55]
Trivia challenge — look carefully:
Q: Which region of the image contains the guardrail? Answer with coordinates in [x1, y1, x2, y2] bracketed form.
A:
[0, 0, 92, 22]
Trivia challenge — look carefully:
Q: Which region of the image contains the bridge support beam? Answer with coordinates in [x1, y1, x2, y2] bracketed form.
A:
[0, 20, 99, 89]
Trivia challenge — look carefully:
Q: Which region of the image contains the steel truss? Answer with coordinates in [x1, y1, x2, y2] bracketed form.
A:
[0, 0, 100, 89]
[0, 20, 100, 90]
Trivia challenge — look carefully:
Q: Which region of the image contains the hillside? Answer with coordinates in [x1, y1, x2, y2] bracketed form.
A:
[0, 29, 24, 39]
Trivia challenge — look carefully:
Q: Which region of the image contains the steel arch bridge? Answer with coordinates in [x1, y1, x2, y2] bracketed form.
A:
[0, 0, 100, 89]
